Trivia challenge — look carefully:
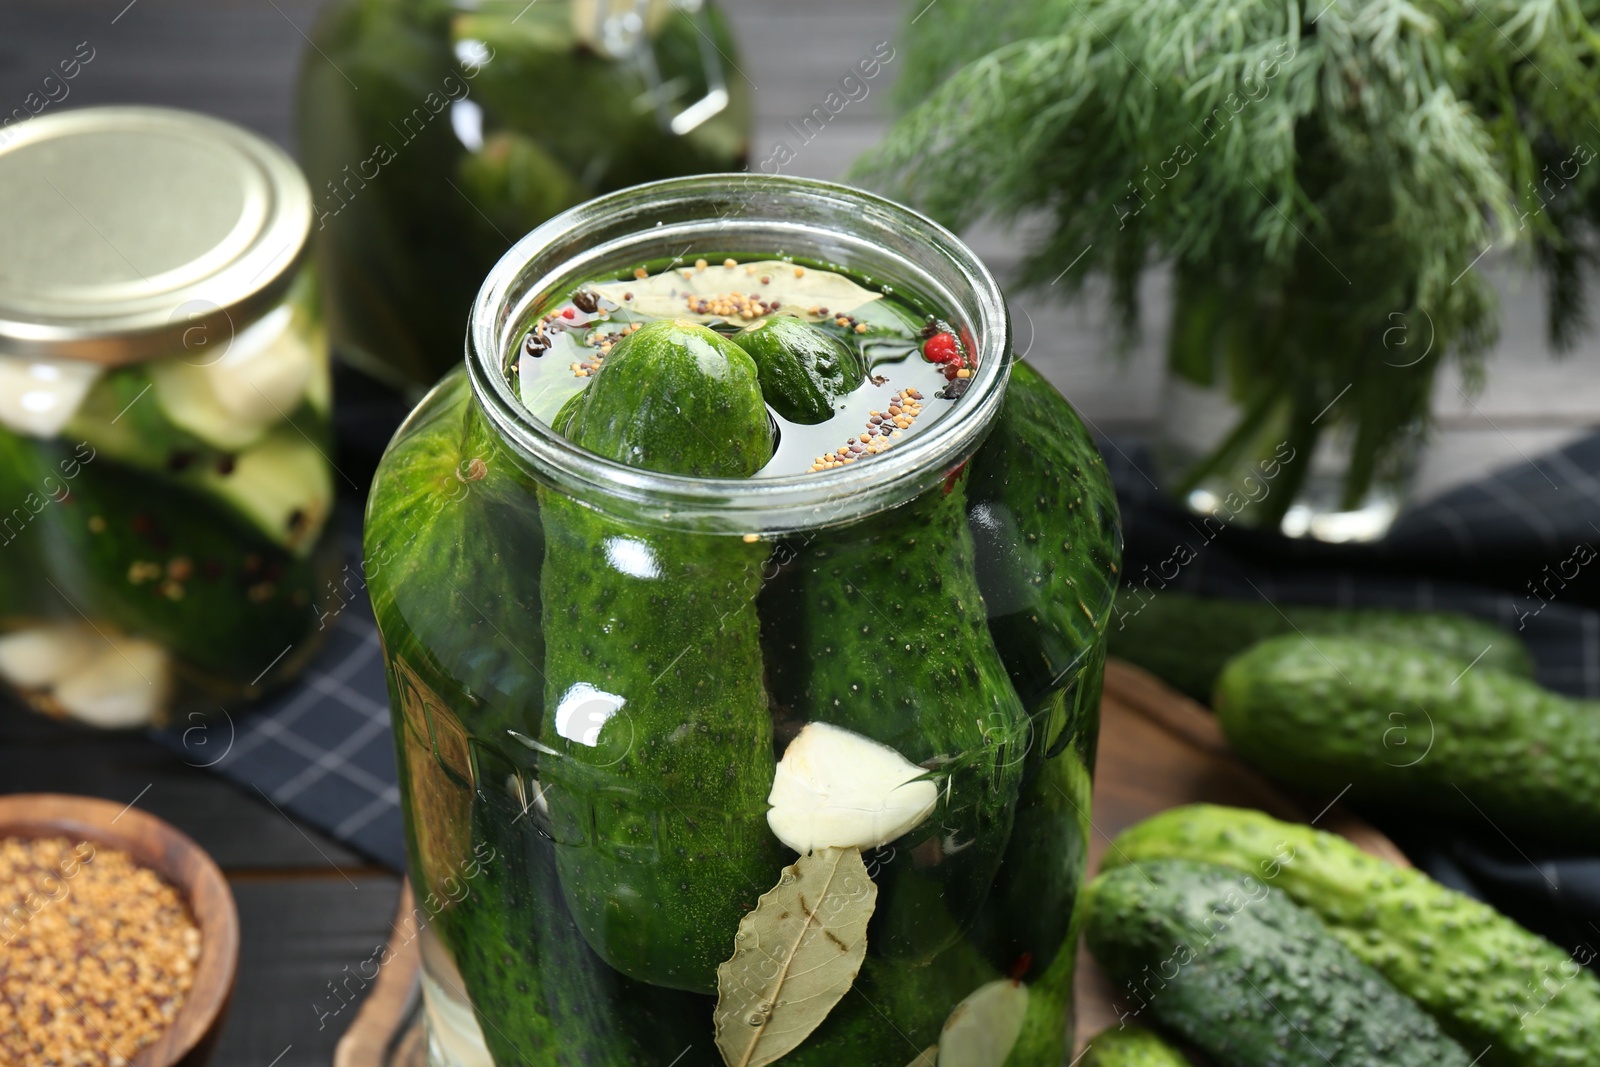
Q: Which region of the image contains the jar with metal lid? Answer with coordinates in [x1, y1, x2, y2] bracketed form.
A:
[366, 176, 1121, 1065]
[296, 0, 751, 392]
[0, 106, 336, 729]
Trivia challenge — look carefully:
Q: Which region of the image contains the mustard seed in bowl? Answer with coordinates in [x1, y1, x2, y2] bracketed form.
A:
[0, 835, 201, 1066]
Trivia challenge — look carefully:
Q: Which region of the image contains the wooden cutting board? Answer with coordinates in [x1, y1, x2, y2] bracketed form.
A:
[333, 659, 1406, 1065]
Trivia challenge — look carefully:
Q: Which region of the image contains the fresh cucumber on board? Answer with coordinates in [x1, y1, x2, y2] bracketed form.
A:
[539, 320, 783, 994]
[1084, 859, 1475, 1067]
[1080, 1025, 1192, 1066]
[1108, 592, 1532, 701]
[1104, 805, 1600, 1067]
[1215, 636, 1600, 848]
[762, 471, 1030, 961]
[966, 360, 1122, 715]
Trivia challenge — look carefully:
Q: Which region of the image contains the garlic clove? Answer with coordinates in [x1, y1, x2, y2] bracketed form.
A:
[766, 721, 938, 854]
[53, 635, 171, 728]
[0, 622, 103, 689]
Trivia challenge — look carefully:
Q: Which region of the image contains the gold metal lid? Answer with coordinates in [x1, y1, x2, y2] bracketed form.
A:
[0, 106, 312, 365]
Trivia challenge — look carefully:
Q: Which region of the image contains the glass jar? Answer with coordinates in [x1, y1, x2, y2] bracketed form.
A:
[0, 107, 337, 728]
[366, 176, 1121, 1066]
[1152, 275, 1429, 543]
[297, 0, 751, 392]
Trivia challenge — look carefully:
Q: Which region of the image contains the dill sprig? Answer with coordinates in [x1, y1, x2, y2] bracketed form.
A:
[858, 0, 1600, 518]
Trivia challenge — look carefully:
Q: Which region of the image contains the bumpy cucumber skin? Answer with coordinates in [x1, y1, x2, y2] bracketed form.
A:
[565, 319, 771, 478]
[1084, 860, 1474, 1067]
[455, 754, 707, 1066]
[1080, 1025, 1192, 1066]
[1105, 804, 1600, 1067]
[389, 667, 708, 1067]
[365, 369, 547, 737]
[967, 360, 1122, 715]
[763, 474, 1029, 960]
[1215, 635, 1600, 847]
[540, 323, 782, 993]
[974, 694, 1093, 981]
[372, 373, 714, 1065]
[733, 314, 865, 424]
[538, 501, 782, 993]
[1109, 593, 1533, 702]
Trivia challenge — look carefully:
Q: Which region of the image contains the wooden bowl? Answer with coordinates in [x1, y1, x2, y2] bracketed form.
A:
[0, 793, 239, 1066]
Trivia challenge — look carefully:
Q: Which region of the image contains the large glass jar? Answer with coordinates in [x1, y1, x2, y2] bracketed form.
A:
[366, 176, 1121, 1066]
[0, 107, 337, 728]
[297, 0, 750, 392]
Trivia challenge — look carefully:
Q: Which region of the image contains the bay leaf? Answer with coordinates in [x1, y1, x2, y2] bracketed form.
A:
[714, 847, 878, 1067]
[590, 260, 884, 326]
[936, 979, 1029, 1066]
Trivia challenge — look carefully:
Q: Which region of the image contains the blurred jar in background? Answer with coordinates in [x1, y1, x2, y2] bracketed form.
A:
[296, 0, 751, 392]
[0, 107, 336, 729]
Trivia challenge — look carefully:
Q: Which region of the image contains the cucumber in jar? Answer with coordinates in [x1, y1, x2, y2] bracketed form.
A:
[967, 360, 1122, 714]
[762, 468, 1030, 960]
[537, 320, 785, 994]
[364, 368, 547, 737]
[5, 432, 329, 683]
[440, 740, 708, 1067]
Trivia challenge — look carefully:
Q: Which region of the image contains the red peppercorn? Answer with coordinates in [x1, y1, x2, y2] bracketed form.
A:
[561, 307, 576, 319]
[923, 331, 959, 364]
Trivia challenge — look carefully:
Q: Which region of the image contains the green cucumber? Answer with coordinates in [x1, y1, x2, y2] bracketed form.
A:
[199, 430, 333, 558]
[1080, 1025, 1192, 1066]
[763, 473, 1029, 960]
[1084, 859, 1474, 1067]
[974, 705, 1093, 981]
[1104, 804, 1600, 1067]
[561, 319, 771, 478]
[733, 314, 865, 424]
[779, 933, 999, 1065]
[364, 368, 547, 738]
[456, 130, 584, 240]
[1109, 593, 1533, 702]
[1215, 636, 1600, 847]
[390, 676, 706, 1067]
[967, 360, 1122, 714]
[10, 437, 329, 682]
[538, 319, 782, 992]
[69, 368, 333, 554]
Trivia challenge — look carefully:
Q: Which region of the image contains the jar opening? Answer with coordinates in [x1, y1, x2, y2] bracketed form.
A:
[467, 175, 1011, 534]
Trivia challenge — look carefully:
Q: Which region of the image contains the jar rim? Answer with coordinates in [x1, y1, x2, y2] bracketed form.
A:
[466, 174, 1012, 533]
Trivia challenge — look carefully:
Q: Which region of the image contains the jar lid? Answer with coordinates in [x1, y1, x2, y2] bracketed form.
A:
[0, 106, 311, 365]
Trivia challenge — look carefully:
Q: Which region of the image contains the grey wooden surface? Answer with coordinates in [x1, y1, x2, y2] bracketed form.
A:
[0, 2, 1597, 1064]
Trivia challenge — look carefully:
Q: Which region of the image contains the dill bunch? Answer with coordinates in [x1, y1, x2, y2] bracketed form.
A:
[858, 0, 1600, 521]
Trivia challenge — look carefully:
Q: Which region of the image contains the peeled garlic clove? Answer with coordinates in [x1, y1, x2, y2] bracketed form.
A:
[53, 635, 171, 728]
[0, 356, 102, 438]
[937, 979, 1029, 1067]
[0, 623, 103, 688]
[766, 721, 938, 854]
[202, 304, 314, 424]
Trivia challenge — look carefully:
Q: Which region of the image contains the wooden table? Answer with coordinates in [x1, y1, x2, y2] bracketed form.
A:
[1, 1, 1596, 1063]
